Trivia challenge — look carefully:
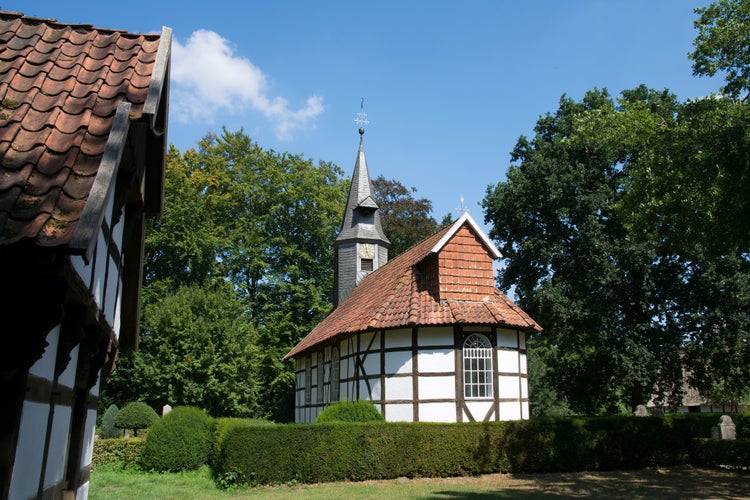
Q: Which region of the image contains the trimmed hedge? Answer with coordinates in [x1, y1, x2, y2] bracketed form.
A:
[316, 400, 385, 423]
[114, 402, 159, 437]
[92, 438, 144, 468]
[692, 438, 750, 469]
[139, 407, 213, 472]
[214, 414, 721, 486]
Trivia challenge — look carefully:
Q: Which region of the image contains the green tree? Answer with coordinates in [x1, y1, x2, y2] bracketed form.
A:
[105, 282, 262, 417]
[690, 0, 750, 100]
[372, 175, 439, 257]
[483, 88, 683, 414]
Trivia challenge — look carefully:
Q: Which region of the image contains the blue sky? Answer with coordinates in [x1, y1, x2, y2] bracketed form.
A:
[14, 1, 722, 229]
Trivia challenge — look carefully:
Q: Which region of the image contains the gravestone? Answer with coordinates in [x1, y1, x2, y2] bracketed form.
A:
[718, 415, 736, 440]
[634, 404, 649, 417]
[162, 404, 172, 416]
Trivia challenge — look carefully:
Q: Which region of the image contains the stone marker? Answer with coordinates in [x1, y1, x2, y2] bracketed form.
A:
[652, 408, 664, 417]
[718, 415, 736, 440]
[162, 404, 172, 416]
[634, 404, 649, 417]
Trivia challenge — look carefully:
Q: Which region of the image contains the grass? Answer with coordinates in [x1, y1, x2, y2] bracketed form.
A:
[90, 464, 750, 499]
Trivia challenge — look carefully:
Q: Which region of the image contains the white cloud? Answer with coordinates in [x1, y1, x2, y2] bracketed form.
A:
[170, 29, 323, 139]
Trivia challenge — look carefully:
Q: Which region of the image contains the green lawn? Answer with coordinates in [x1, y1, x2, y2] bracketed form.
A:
[90, 464, 750, 499]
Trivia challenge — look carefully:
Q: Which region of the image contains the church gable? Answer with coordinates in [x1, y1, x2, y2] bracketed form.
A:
[436, 223, 495, 301]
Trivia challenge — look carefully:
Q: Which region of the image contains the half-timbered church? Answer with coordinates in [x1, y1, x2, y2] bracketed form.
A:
[286, 127, 541, 424]
[0, 11, 170, 499]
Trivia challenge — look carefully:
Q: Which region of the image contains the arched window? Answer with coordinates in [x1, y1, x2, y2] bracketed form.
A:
[330, 346, 340, 402]
[463, 334, 493, 399]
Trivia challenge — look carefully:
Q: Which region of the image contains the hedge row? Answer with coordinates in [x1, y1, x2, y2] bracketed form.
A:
[92, 438, 144, 468]
[214, 414, 721, 485]
[692, 438, 750, 469]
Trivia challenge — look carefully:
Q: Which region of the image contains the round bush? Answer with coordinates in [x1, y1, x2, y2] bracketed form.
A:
[139, 406, 213, 472]
[101, 404, 120, 439]
[315, 400, 384, 423]
[114, 402, 158, 437]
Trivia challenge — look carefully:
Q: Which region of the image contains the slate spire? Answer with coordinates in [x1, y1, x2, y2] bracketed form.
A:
[333, 127, 390, 307]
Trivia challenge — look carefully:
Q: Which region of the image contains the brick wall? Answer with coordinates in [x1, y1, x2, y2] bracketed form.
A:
[438, 224, 494, 301]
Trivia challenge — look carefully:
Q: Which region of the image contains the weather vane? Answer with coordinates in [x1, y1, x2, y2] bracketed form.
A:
[456, 196, 470, 214]
[354, 98, 369, 134]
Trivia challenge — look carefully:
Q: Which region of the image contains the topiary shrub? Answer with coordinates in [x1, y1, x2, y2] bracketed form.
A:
[315, 400, 385, 423]
[101, 404, 121, 439]
[139, 406, 213, 472]
[114, 402, 159, 438]
[92, 437, 144, 468]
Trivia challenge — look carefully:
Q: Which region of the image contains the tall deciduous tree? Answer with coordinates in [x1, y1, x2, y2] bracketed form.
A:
[483, 88, 686, 414]
[690, 0, 750, 100]
[372, 175, 439, 257]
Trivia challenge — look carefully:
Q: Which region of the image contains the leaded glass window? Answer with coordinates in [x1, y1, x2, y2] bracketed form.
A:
[463, 334, 493, 399]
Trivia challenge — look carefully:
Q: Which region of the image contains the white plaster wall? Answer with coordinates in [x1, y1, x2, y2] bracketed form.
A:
[384, 403, 413, 422]
[384, 376, 412, 400]
[520, 352, 528, 374]
[496, 329, 518, 348]
[419, 376, 455, 400]
[519, 332, 527, 350]
[417, 349, 453, 373]
[81, 407, 98, 466]
[499, 402, 521, 421]
[385, 350, 411, 375]
[9, 401, 48, 499]
[521, 377, 529, 399]
[44, 405, 71, 490]
[417, 327, 453, 346]
[362, 351, 380, 376]
[75, 481, 89, 500]
[521, 401, 529, 419]
[497, 349, 519, 372]
[71, 255, 91, 291]
[465, 401, 493, 422]
[359, 331, 377, 351]
[368, 378, 382, 400]
[498, 376, 520, 399]
[29, 325, 59, 379]
[418, 402, 455, 422]
[384, 328, 411, 349]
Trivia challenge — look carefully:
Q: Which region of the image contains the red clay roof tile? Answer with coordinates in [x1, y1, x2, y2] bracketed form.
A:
[285, 216, 541, 359]
[0, 10, 166, 247]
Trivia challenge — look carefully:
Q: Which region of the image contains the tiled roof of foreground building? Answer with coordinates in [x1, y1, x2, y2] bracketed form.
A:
[286, 213, 541, 359]
[0, 11, 169, 250]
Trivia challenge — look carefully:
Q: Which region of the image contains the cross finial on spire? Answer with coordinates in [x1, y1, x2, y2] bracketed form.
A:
[354, 98, 369, 135]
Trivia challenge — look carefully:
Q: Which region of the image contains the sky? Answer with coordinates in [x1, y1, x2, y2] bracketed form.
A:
[11, 1, 723, 232]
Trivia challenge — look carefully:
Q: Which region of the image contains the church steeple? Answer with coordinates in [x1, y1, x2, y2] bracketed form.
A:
[334, 123, 390, 307]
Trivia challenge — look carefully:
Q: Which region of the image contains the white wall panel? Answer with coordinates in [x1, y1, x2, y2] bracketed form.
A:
[92, 232, 108, 310]
[417, 327, 453, 346]
[384, 404, 413, 422]
[520, 353, 528, 374]
[29, 325, 59, 379]
[418, 402, 455, 422]
[419, 375, 455, 400]
[498, 376, 520, 399]
[104, 256, 119, 325]
[10, 401, 48, 499]
[521, 377, 529, 399]
[362, 352, 381, 376]
[497, 349, 519, 372]
[465, 401, 493, 422]
[81, 407, 98, 466]
[521, 402, 529, 420]
[71, 255, 91, 290]
[417, 349, 453, 373]
[384, 328, 411, 348]
[499, 402, 521, 421]
[385, 350, 412, 375]
[58, 345, 79, 390]
[496, 329, 518, 348]
[385, 376, 412, 400]
[44, 406, 71, 489]
[369, 378, 382, 400]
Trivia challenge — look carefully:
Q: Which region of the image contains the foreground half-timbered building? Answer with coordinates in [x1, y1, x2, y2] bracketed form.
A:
[285, 130, 541, 423]
[0, 12, 170, 499]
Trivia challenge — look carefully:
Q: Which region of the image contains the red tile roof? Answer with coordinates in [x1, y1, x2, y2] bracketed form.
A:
[0, 11, 169, 249]
[285, 215, 541, 359]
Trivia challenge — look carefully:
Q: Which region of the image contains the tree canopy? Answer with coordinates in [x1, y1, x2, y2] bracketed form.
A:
[484, 12, 750, 414]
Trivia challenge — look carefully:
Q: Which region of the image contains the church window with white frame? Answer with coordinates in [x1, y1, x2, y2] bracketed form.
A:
[463, 333, 493, 399]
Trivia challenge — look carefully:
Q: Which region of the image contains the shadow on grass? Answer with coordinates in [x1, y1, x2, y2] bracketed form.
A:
[424, 466, 750, 499]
